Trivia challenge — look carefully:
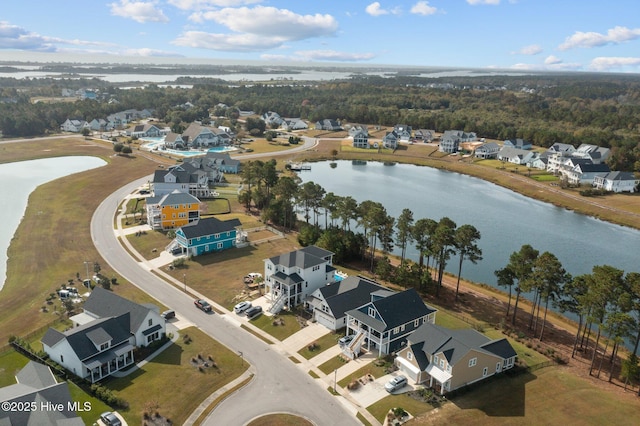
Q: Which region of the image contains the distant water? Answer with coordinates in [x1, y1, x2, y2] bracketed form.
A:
[0, 157, 106, 291]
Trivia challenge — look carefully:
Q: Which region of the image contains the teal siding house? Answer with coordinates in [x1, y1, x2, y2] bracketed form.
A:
[175, 217, 242, 256]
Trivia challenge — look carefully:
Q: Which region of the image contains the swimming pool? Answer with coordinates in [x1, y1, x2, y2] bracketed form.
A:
[140, 138, 238, 157]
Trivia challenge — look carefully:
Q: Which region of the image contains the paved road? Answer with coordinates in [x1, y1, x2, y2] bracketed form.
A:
[91, 151, 359, 426]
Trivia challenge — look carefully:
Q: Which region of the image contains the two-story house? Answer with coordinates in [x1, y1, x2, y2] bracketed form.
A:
[263, 246, 336, 314]
[151, 166, 212, 198]
[343, 288, 437, 359]
[503, 138, 532, 150]
[394, 323, 517, 395]
[593, 171, 640, 193]
[145, 190, 201, 230]
[173, 216, 242, 256]
[315, 119, 342, 131]
[439, 130, 462, 153]
[474, 142, 500, 159]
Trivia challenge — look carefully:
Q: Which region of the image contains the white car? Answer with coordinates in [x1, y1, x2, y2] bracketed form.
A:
[384, 375, 408, 393]
[234, 301, 252, 314]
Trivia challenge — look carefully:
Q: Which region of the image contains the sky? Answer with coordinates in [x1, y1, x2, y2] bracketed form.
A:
[2, 1, 640, 73]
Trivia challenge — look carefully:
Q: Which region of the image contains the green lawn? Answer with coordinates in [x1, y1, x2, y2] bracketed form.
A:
[318, 355, 349, 375]
[367, 393, 436, 424]
[248, 311, 302, 341]
[125, 231, 173, 260]
[338, 360, 390, 388]
[104, 327, 248, 426]
[298, 331, 337, 359]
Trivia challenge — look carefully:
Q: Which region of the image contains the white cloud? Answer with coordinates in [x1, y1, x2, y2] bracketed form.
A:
[559, 26, 640, 50]
[467, 0, 500, 5]
[366, 2, 389, 16]
[109, 1, 169, 23]
[293, 50, 376, 62]
[173, 31, 284, 51]
[544, 55, 562, 65]
[167, 0, 261, 10]
[123, 47, 183, 57]
[410, 1, 437, 16]
[512, 44, 542, 55]
[589, 57, 640, 72]
[0, 21, 116, 52]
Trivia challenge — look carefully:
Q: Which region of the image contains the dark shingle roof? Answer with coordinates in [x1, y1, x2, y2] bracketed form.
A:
[481, 338, 517, 359]
[319, 276, 388, 319]
[180, 217, 241, 239]
[83, 287, 155, 334]
[268, 245, 333, 269]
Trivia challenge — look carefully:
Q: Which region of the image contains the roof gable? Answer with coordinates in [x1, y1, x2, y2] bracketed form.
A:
[179, 217, 241, 239]
[83, 287, 155, 333]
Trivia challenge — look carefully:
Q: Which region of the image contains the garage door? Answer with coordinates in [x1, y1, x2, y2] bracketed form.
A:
[314, 310, 336, 330]
[396, 357, 420, 383]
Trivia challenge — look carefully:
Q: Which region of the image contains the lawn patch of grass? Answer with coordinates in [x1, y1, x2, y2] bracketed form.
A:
[357, 411, 373, 426]
[308, 370, 320, 379]
[318, 355, 349, 375]
[126, 231, 173, 261]
[191, 374, 254, 426]
[289, 356, 301, 364]
[367, 394, 435, 424]
[240, 325, 275, 344]
[105, 327, 247, 426]
[247, 413, 314, 426]
[201, 198, 232, 214]
[298, 331, 336, 359]
[249, 311, 301, 341]
[338, 360, 389, 388]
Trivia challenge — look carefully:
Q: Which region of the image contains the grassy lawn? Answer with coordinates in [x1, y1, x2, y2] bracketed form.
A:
[201, 198, 232, 214]
[318, 355, 350, 375]
[367, 393, 436, 424]
[126, 230, 173, 260]
[416, 366, 640, 425]
[338, 360, 390, 388]
[298, 331, 338, 359]
[248, 311, 302, 341]
[105, 327, 248, 426]
[247, 413, 314, 426]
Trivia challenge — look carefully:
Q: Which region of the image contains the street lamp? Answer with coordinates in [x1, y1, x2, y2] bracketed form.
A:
[239, 351, 244, 366]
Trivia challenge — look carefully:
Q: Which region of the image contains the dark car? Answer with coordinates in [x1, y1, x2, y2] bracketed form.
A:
[100, 411, 122, 426]
[245, 305, 263, 319]
[194, 299, 212, 312]
[161, 310, 175, 320]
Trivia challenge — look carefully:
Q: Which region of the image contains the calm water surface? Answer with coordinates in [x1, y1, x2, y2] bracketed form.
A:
[0, 156, 107, 290]
[298, 161, 640, 287]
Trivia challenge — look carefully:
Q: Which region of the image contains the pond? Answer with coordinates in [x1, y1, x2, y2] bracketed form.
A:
[297, 160, 640, 287]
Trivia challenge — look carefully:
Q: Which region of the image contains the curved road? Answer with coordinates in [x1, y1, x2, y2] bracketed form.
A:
[91, 139, 360, 426]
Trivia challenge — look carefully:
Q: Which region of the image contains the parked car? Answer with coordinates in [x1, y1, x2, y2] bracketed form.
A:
[245, 305, 263, 319]
[100, 411, 122, 426]
[194, 299, 212, 312]
[338, 335, 354, 347]
[161, 310, 175, 320]
[234, 301, 252, 314]
[384, 375, 408, 393]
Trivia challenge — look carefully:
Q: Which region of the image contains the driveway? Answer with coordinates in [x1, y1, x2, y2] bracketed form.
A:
[347, 372, 418, 408]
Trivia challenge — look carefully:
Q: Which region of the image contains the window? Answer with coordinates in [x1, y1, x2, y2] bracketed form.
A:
[393, 327, 400, 334]
[414, 319, 420, 327]
[313, 265, 320, 271]
[483, 367, 488, 377]
[214, 233, 220, 239]
[368, 307, 376, 317]
[496, 362, 501, 372]
[469, 357, 477, 367]
[148, 319, 152, 326]
[60, 355, 64, 363]
[407, 352, 413, 361]
[217, 242, 223, 249]
[434, 355, 439, 364]
[439, 359, 445, 369]
[100, 342, 109, 351]
[400, 325, 405, 332]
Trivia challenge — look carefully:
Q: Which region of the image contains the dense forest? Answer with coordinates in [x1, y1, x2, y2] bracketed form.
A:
[1, 72, 639, 170]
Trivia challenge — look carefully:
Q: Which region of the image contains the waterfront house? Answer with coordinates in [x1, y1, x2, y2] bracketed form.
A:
[414, 129, 435, 142]
[145, 190, 201, 230]
[394, 323, 517, 395]
[439, 130, 463, 153]
[151, 166, 211, 198]
[503, 138, 532, 150]
[173, 216, 242, 256]
[393, 124, 412, 142]
[593, 171, 639, 193]
[349, 126, 370, 149]
[343, 288, 437, 359]
[264, 246, 336, 314]
[497, 147, 535, 165]
[382, 131, 399, 149]
[306, 276, 391, 331]
[474, 142, 500, 159]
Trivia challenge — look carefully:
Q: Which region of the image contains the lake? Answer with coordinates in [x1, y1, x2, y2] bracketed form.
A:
[0, 156, 107, 290]
[297, 160, 640, 287]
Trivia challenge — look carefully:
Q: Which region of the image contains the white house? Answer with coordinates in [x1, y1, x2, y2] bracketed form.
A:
[60, 119, 89, 133]
[593, 171, 639, 193]
[497, 147, 535, 165]
[264, 246, 336, 314]
[474, 142, 500, 159]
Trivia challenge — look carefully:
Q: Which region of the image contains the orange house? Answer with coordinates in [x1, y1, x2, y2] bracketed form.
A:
[146, 190, 200, 230]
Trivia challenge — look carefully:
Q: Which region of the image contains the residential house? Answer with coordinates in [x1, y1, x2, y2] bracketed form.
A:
[474, 142, 500, 159]
[547, 143, 576, 155]
[315, 119, 342, 131]
[393, 124, 413, 142]
[264, 246, 336, 314]
[546, 143, 610, 175]
[574, 144, 611, 165]
[497, 147, 535, 165]
[262, 111, 284, 128]
[439, 130, 462, 153]
[526, 152, 549, 170]
[306, 276, 392, 330]
[126, 123, 162, 138]
[503, 138, 532, 150]
[164, 132, 188, 149]
[181, 123, 221, 148]
[145, 190, 201, 230]
[60, 118, 89, 133]
[282, 118, 308, 131]
[189, 151, 241, 177]
[42, 313, 135, 383]
[565, 163, 611, 185]
[343, 288, 437, 359]
[0, 361, 84, 425]
[172, 216, 242, 256]
[151, 166, 211, 198]
[349, 126, 370, 149]
[414, 129, 435, 142]
[394, 323, 517, 395]
[382, 131, 399, 149]
[593, 171, 639, 193]
[88, 118, 111, 132]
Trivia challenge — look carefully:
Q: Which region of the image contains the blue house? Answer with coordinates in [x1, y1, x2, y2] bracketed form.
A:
[174, 217, 242, 256]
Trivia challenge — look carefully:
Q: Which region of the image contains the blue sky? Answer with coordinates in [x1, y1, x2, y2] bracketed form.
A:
[2, 1, 640, 73]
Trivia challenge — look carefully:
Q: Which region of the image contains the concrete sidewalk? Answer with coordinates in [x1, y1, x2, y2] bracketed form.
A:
[281, 322, 330, 353]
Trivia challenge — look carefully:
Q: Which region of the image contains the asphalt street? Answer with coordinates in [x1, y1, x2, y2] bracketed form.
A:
[90, 138, 361, 425]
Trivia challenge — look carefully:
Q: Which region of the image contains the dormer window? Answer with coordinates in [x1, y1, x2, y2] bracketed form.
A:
[368, 307, 375, 317]
[100, 342, 109, 351]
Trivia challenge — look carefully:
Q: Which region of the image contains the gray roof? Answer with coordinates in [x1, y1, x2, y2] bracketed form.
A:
[346, 288, 436, 332]
[601, 171, 637, 181]
[407, 323, 516, 366]
[268, 245, 333, 269]
[15, 361, 57, 389]
[83, 287, 156, 334]
[155, 191, 200, 207]
[179, 217, 241, 239]
[318, 276, 389, 319]
[576, 163, 610, 173]
[42, 314, 130, 361]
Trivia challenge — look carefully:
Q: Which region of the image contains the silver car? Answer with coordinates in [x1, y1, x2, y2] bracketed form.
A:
[384, 375, 408, 393]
